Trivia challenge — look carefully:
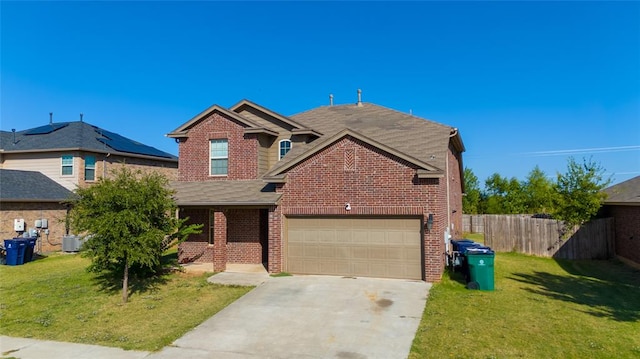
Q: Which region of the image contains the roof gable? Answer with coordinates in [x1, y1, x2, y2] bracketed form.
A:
[0, 169, 75, 202]
[230, 99, 313, 133]
[167, 105, 260, 137]
[290, 103, 464, 172]
[264, 128, 444, 181]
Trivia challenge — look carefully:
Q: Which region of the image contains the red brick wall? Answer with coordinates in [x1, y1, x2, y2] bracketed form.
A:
[276, 136, 452, 282]
[178, 208, 213, 263]
[610, 205, 640, 266]
[177, 112, 258, 181]
[227, 209, 262, 264]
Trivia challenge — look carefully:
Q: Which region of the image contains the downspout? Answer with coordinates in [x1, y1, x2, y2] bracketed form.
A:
[445, 128, 459, 248]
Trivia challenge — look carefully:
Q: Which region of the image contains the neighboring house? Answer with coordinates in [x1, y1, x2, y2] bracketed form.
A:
[168, 97, 465, 282]
[603, 176, 640, 268]
[0, 169, 75, 252]
[1, 118, 178, 251]
[0, 119, 178, 191]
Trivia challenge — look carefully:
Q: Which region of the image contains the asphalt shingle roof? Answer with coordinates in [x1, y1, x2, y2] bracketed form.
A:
[1, 121, 177, 160]
[170, 180, 281, 206]
[604, 176, 640, 205]
[0, 169, 75, 202]
[283, 103, 458, 173]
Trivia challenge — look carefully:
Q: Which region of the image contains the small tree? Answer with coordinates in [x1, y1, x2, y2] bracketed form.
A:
[462, 167, 481, 214]
[70, 168, 201, 303]
[522, 166, 556, 214]
[484, 173, 526, 214]
[553, 157, 610, 227]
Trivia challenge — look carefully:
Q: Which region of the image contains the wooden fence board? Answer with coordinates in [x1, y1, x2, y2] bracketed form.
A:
[482, 215, 614, 259]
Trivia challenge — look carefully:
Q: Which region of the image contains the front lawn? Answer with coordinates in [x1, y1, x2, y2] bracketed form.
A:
[410, 253, 640, 358]
[0, 253, 251, 351]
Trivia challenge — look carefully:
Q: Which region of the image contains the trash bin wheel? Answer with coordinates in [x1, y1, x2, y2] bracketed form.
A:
[466, 281, 480, 290]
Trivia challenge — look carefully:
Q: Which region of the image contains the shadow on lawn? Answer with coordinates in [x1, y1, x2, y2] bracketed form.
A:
[91, 251, 178, 297]
[510, 259, 640, 322]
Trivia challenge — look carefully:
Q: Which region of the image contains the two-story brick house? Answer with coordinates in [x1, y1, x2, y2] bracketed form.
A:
[169, 97, 465, 282]
[1, 118, 178, 251]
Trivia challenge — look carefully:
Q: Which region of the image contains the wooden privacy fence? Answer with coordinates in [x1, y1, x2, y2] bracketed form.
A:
[462, 214, 484, 233]
[484, 215, 615, 260]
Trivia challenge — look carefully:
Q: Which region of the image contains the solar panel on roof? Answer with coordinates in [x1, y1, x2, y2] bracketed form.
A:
[95, 128, 174, 158]
[24, 123, 69, 135]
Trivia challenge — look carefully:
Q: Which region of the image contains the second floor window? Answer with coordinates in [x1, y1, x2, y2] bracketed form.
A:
[279, 139, 292, 160]
[210, 139, 228, 175]
[61, 155, 73, 176]
[85, 155, 96, 181]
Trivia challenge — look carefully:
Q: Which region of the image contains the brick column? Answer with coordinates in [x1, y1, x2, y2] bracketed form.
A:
[213, 210, 227, 272]
[267, 205, 282, 273]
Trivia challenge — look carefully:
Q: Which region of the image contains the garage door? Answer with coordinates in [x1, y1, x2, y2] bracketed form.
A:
[286, 217, 422, 280]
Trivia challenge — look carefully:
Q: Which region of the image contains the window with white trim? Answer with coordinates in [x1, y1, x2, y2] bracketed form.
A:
[210, 139, 228, 175]
[61, 155, 74, 176]
[279, 139, 292, 160]
[85, 155, 96, 181]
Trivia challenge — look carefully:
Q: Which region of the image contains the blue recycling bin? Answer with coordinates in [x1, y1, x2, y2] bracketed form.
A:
[23, 237, 37, 263]
[4, 239, 26, 265]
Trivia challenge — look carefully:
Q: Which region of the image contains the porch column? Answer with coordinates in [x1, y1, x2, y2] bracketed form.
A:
[213, 210, 227, 272]
[267, 205, 282, 273]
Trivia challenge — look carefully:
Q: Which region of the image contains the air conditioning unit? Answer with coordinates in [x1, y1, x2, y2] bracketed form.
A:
[62, 235, 85, 252]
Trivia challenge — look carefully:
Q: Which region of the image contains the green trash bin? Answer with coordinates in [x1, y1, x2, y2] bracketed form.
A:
[466, 248, 495, 291]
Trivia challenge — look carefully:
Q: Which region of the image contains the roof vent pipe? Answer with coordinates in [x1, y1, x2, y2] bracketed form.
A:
[49, 112, 53, 124]
[80, 113, 83, 122]
[12, 129, 16, 145]
[357, 89, 363, 107]
[329, 94, 334, 106]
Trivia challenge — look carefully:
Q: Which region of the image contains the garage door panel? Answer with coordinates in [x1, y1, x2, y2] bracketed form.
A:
[287, 217, 422, 280]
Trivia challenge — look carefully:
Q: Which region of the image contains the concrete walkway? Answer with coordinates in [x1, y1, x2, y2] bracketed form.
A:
[0, 336, 150, 359]
[2, 273, 430, 359]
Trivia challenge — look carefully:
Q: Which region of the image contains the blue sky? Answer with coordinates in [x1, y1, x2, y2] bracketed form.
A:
[2, 1, 639, 186]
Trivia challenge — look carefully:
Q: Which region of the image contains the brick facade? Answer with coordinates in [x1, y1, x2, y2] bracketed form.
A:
[0, 202, 69, 253]
[174, 105, 464, 282]
[608, 205, 640, 266]
[77, 153, 178, 188]
[277, 136, 451, 282]
[177, 113, 258, 181]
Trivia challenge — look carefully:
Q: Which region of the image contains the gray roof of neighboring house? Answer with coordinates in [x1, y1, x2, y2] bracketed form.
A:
[281, 103, 463, 174]
[1, 121, 177, 161]
[170, 180, 281, 206]
[604, 176, 640, 205]
[0, 169, 75, 202]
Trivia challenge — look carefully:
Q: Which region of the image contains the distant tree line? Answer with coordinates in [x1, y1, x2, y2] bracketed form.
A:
[463, 157, 610, 227]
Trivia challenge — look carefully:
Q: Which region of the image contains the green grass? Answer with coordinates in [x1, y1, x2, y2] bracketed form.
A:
[0, 253, 251, 351]
[462, 232, 485, 244]
[410, 252, 640, 359]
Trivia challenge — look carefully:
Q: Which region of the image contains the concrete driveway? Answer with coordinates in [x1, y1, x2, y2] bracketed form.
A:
[150, 275, 430, 359]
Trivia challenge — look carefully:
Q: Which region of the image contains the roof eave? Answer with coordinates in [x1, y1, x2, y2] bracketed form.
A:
[604, 201, 640, 206]
[244, 128, 279, 136]
[417, 170, 445, 179]
[176, 200, 279, 206]
[291, 128, 323, 137]
[230, 99, 310, 130]
[0, 147, 177, 162]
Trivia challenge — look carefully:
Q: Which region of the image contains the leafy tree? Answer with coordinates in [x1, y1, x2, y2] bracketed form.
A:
[70, 168, 201, 303]
[553, 157, 610, 227]
[462, 167, 481, 214]
[484, 173, 526, 214]
[522, 166, 556, 214]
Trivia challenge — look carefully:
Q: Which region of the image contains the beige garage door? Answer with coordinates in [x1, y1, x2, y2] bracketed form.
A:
[286, 217, 422, 280]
